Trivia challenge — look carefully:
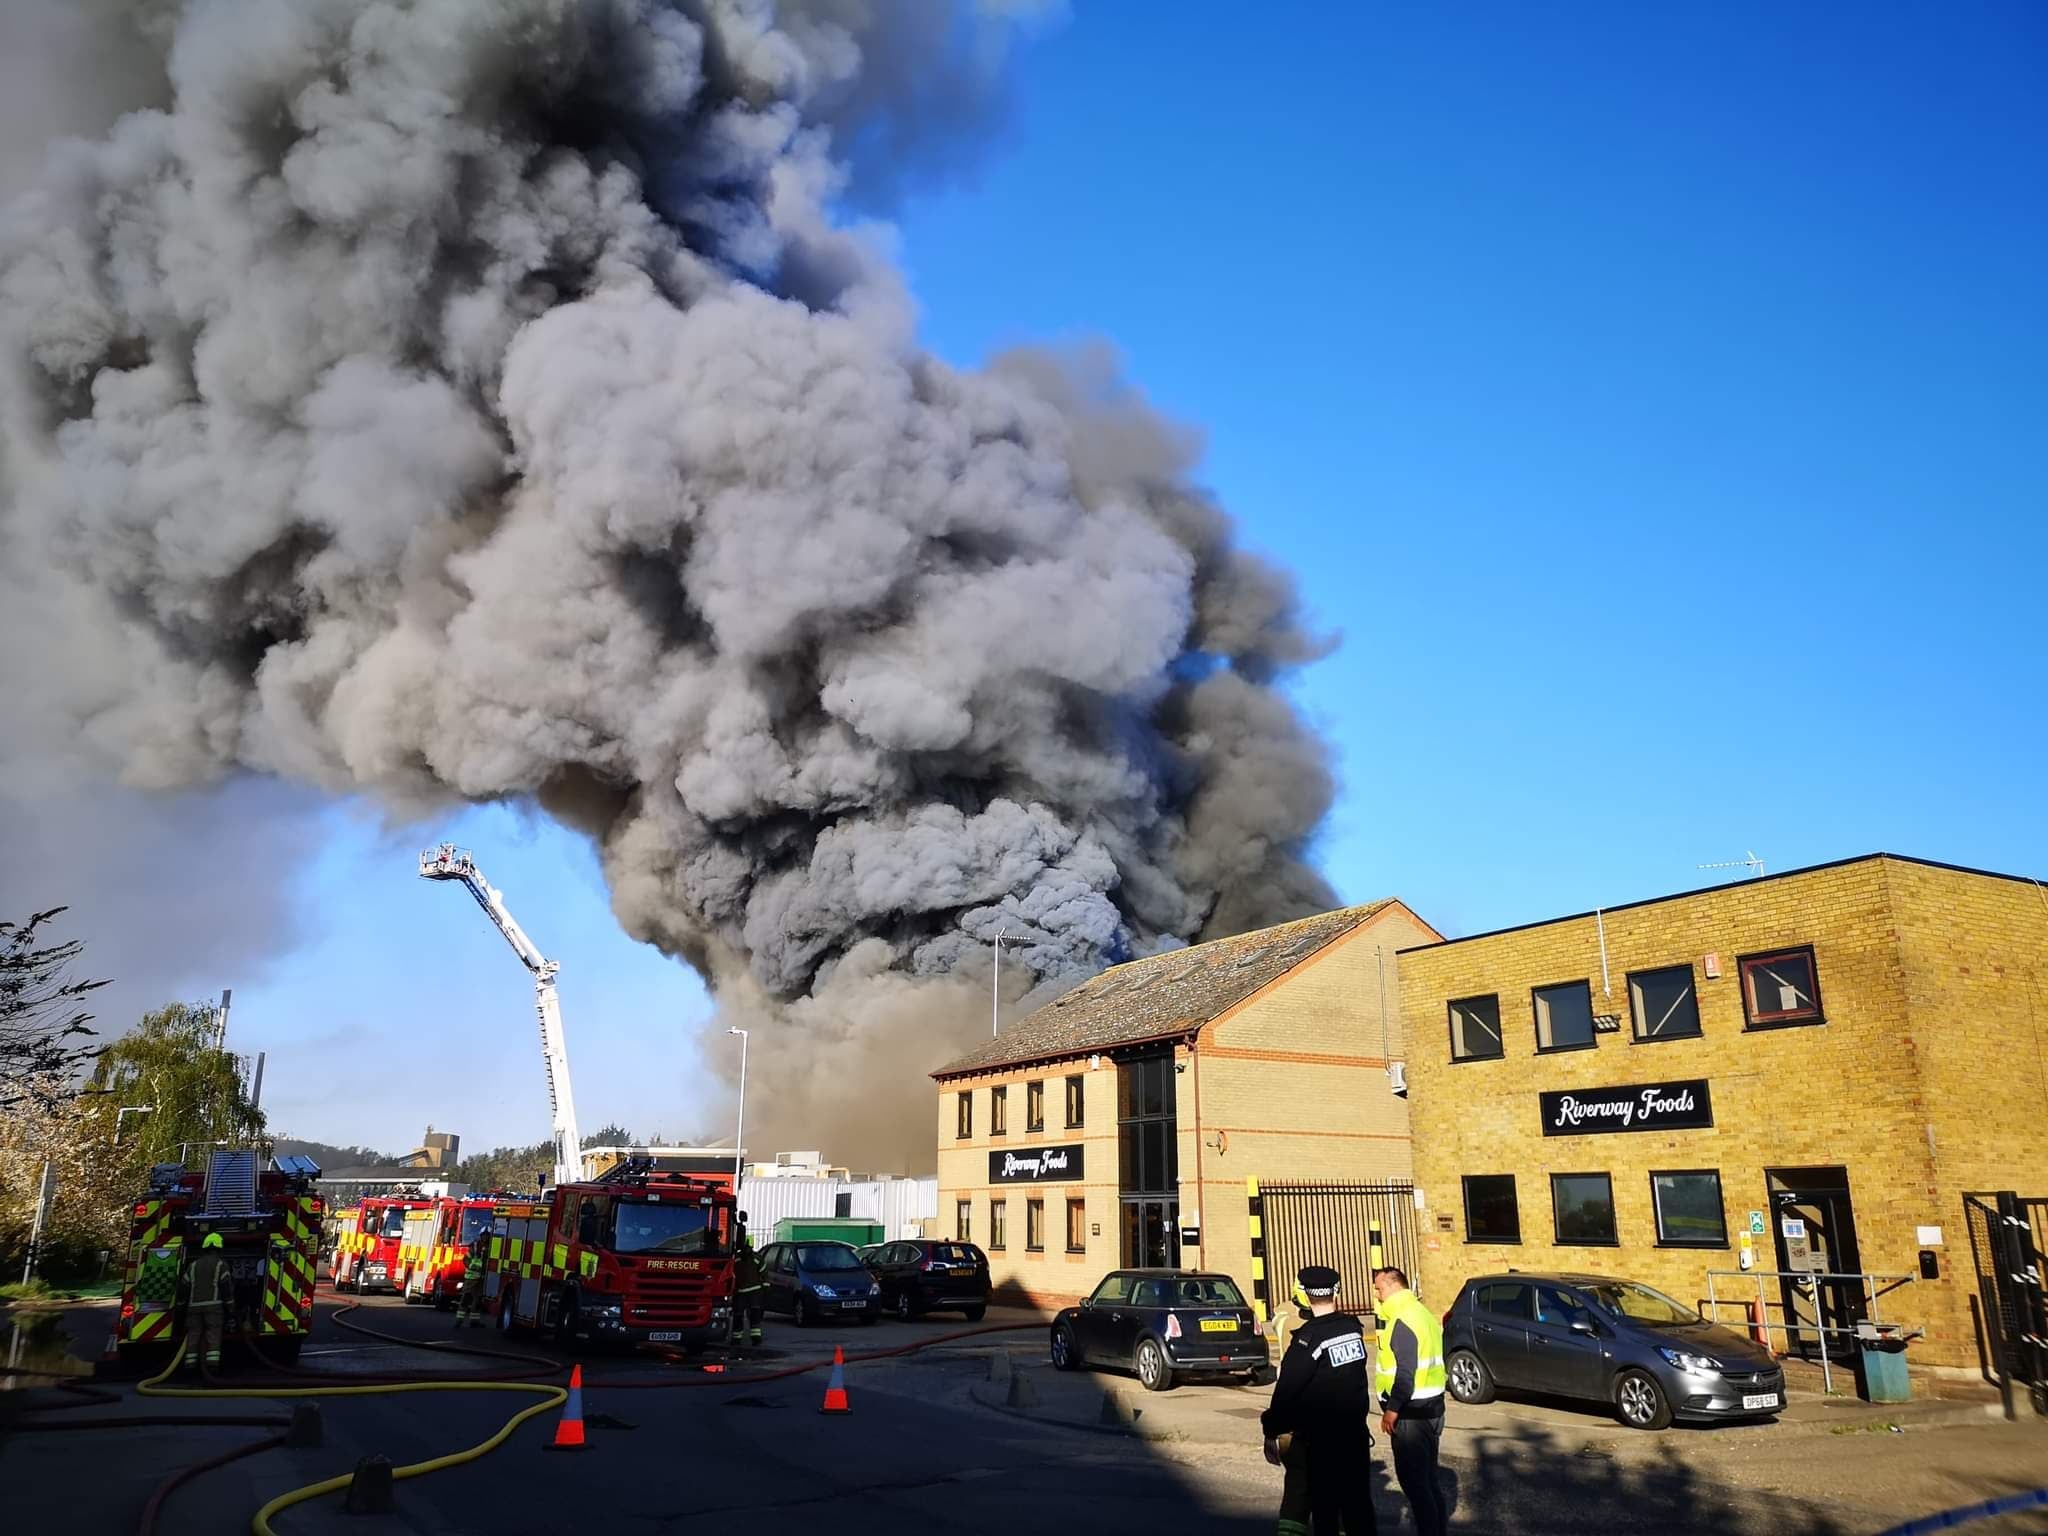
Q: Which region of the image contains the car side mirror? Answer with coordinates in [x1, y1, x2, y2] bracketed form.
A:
[1570, 1318, 1596, 1335]
[1079, 1298, 1093, 1310]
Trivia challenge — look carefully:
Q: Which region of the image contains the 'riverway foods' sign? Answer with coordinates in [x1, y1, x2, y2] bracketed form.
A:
[1539, 1079, 1713, 1136]
[989, 1144, 1085, 1183]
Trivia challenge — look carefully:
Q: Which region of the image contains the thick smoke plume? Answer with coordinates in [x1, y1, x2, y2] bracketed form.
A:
[0, 0, 1335, 1168]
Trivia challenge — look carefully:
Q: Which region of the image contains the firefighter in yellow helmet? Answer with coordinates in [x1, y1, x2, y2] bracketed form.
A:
[179, 1233, 234, 1372]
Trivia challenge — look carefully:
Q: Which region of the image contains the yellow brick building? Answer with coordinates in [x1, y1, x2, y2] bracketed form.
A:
[1398, 853, 2048, 1371]
[933, 900, 1439, 1308]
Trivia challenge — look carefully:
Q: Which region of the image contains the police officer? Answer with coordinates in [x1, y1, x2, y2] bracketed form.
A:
[454, 1231, 489, 1328]
[178, 1232, 233, 1372]
[1373, 1266, 1447, 1536]
[731, 1213, 766, 1347]
[1260, 1266, 1377, 1535]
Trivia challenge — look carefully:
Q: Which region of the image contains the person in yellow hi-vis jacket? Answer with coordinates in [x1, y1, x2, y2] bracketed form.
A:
[1373, 1267, 1447, 1536]
[454, 1232, 489, 1328]
[179, 1233, 233, 1371]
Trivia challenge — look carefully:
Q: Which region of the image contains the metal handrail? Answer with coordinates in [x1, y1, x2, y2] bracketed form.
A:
[1704, 1269, 1917, 1395]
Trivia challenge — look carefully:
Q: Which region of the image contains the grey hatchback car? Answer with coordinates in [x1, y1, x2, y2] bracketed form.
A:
[1443, 1272, 1785, 1430]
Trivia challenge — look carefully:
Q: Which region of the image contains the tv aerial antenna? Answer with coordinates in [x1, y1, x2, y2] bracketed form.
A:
[1698, 851, 1767, 880]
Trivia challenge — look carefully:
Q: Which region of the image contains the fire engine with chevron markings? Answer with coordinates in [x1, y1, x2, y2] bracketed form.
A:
[331, 1192, 435, 1293]
[483, 1159, 737, 1353]
[395, 1194, 522, 1306]
[117, 1147, 324, 1365]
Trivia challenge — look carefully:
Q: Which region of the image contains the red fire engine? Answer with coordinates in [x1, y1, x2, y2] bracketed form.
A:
[484, 1160, 736, 1352]
[116, 1149, 324, 1365]
[330, 1191, 434, 1294]
[395, 1194, 523, 1306]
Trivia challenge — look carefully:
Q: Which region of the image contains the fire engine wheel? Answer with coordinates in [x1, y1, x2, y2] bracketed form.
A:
[270, 1335, 305, 1364]
[498, 1300, 517, 1337]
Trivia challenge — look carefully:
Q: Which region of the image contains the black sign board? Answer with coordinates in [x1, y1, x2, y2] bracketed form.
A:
[1539, 1079, 1712, 1137]
[989, 1144, 1085, 1183]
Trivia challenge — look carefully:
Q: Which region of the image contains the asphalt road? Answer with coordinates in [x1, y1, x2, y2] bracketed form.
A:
[0, 1293, 1274, 1536]
[7, 1294, 2045, 1535]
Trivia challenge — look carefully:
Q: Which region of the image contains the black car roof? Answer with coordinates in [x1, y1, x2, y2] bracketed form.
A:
[1465, 1271, 1619, 1287]
[1106, 1268, 1236, 1281]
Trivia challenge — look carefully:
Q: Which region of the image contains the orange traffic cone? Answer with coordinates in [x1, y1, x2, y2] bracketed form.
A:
[546, 1364, 588, 1451]
[819, 1346, 850, 1415]
[1749, 1300, 1769, 1350]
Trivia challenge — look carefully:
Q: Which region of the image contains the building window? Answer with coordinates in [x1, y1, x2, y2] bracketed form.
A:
[1463, 1174, 1521, 1244]
[955, 1199, 972, 1242]
[1533, 981, 1595, 1053]
[1066, 1198, 1087, 1253]
[1650, 1170, 1728, 1248]
[1629, 965, 1701, 1042]
[1449, 995, 1504, 1061]
[956, 1091, 972, 1139]
[1027, 1080, 1045, 1132]
[1550, 1173, 1618, 1246]
[1026, 1198, 1045, 1252]
[1065, 1074, 1085, 1128]
[989, 1199, 1007, 1251]
[1740, 947, 1823, 1029]
[1117, 1054, 1178, 1195]
[991, 1085, 1008, 1136]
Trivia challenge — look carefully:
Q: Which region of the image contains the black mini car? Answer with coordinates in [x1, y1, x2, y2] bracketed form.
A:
[1050, 1269, 1269, 1391]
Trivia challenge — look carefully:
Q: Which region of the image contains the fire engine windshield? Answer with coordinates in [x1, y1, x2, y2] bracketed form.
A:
[458, 1208, 493, 1246]
[609, 1202, 725, 1256]
[379, 1208, 409, 1238]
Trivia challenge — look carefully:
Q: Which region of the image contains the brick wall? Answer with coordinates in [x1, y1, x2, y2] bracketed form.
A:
[1194, 903, 1434, 1304]
[1400, 857, 2043, 1369]
[934, 1058, 1119, 1307]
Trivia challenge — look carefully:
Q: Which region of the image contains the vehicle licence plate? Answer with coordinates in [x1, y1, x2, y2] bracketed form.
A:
[649, 1331, 681, 1343]
[1200, 1319, 1236, 1333]
[1742, 1393, 1780, 1410]
[841, 1300, 866, 1310]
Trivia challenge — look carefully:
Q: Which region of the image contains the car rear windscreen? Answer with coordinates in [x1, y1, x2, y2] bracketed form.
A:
[930, 1244, 980, 1265]
[1167, 1277, 1245, 1307]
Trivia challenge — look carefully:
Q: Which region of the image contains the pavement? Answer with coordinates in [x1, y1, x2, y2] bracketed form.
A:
[3, 1293, 2044, 1535]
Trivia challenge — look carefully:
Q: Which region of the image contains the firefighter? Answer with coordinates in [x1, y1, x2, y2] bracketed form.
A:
[454, 1230, 489, 1328]
[179, 1233, 234, 1373]
[732, 1213, 766, 1347]
[1260, 1266, 1376, 1535]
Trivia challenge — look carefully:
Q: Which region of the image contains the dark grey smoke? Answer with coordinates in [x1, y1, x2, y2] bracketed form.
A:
[0, 0, 1334, 1161]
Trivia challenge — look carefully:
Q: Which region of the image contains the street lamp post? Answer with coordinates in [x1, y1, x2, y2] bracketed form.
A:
[991, 929, 1008, 1039]
[727, 1026, 749, 1196]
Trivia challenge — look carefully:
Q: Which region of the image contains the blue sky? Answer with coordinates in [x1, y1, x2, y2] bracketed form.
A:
[226, 3, 2044, 1156]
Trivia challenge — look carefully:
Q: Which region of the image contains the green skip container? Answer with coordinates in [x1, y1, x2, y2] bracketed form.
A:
[1855, 1325, 1912, 1404]
[773, 1218, 883, 1248]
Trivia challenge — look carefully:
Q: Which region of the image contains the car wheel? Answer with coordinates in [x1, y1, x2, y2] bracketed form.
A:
[1135, 1337, 1175, 1393]
[963, 1305, 986, 1323]
[895, 1290, 914, 1323]
[1447, 1349, 1496, 1405]
[1616, 1368, 1673, 1430]
[1051, 1322, 1079, 1371]
[795, 1295, 814, 1329]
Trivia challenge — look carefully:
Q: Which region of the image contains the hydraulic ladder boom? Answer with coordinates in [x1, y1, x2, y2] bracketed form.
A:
[419, 843, 585, 1188]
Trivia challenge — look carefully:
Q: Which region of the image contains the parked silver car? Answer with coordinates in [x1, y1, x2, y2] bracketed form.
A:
[1442, 1271, 1785, 1429]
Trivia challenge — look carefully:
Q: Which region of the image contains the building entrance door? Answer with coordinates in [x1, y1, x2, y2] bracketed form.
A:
[1766, 1167, 1865, 1360]
[1120, 1198, 1178, 1268]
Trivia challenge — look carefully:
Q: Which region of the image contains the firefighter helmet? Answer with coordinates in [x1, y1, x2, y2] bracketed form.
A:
[202, 1233, 225, 1249]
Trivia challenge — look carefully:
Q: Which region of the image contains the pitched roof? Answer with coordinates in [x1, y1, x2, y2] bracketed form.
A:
[932, 901, 1399, 1080]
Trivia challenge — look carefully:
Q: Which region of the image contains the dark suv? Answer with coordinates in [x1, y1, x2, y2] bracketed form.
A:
[863, 1240, 990, 1321]
[1443, 1271, 1785, 1430]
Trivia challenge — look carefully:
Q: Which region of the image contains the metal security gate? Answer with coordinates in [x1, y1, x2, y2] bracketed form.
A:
[1247, 1179, 1417, 1319]
[1963, 1191, 2047, 1419]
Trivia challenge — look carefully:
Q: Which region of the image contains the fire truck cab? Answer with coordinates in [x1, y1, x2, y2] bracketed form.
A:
[398, 1196, 518, 1306]
[116, 1149, 323, 1365]
[485, 1161, 735, 1352]
[332, 1192, 434, 1294]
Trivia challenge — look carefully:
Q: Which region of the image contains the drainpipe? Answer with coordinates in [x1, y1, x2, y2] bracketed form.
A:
[1187, 1033, 1206, 1271]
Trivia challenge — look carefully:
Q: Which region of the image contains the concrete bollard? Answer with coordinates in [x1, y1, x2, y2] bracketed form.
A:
[343, 1455, 395, 1515]
[284, 1402, 323, 1448]
[1098, 1390, 1129, 1428]
[987, 1350, 1012, 1384]
[1005, 1370, 1036, 1409]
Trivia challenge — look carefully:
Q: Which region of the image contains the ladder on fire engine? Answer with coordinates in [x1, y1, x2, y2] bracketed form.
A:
[203, 1148, 259, 1216]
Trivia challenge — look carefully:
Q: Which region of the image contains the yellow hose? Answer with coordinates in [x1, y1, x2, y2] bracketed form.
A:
[138, 1339, 567, 1534]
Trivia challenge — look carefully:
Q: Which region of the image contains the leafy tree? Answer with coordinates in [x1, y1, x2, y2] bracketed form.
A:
[0, 908, 109, 1109]
[84, 1001, 264, 1171]
[273, 1138, 397, 1170]
[451, 1140, 552, 1195]
[582, 1123, 637, 1148]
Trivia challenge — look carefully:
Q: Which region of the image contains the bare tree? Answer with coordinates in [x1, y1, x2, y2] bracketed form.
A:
[0, 907, 108, 1108]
